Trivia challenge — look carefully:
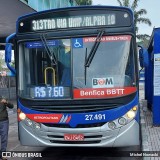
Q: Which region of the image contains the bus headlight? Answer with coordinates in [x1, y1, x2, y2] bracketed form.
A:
[19, 112, 26, 120]
[126, 110, 136, 119]
[33, 122, 41, 129]
[118, 117, 127, 125]
[106, 105, 138, 130]
[25, 118, 33, 126]
[108, 122, 116, 130]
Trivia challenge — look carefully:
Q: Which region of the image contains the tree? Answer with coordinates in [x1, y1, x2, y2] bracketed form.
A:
[0, 52, 5, 71]
[137, 37, 150, 48]
[117, 0, 152, 40]
[76, 0, 92, 5]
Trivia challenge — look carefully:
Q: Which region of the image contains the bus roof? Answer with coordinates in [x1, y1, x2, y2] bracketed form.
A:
[16, 5, 134, 35]
[17, 5, 133, 22]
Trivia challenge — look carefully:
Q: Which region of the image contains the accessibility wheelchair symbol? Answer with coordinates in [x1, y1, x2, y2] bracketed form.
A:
[72, 38, 83, 48]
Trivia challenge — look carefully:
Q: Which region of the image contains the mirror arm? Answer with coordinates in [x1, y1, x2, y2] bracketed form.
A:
[6, 33, 16, 44]
[5, 33, 16, 74]
[138, 45, 144, 69]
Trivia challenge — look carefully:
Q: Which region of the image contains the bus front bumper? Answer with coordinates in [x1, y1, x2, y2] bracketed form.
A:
[19, 119, 140, 147]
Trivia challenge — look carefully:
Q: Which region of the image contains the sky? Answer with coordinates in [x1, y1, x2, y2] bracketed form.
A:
[92, 0, 160, 36]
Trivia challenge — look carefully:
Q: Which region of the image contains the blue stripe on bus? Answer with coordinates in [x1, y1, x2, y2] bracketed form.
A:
[18, 94, 138, 127]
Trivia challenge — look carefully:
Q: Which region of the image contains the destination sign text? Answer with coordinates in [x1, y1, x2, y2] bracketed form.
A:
[32, 14, 116, 31]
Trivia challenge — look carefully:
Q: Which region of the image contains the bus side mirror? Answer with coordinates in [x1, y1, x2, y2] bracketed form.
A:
[5, 43, 12, 63]
[5, 33, 16, 75]
[139, 47, 144, 68]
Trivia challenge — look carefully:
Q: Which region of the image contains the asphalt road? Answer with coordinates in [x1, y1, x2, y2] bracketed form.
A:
[6, 112, 142, 160]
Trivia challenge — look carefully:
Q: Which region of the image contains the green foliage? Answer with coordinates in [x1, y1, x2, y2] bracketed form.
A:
[0, 58, 4, 71]
[0, 54, 6, 71]
[116, 0, 152, 40]
[10, 61, 15, 68]
[137, 36, 150, 48]
[76, 0, 92, 5]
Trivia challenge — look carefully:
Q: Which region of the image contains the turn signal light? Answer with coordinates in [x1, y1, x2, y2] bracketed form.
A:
[132, 106, 137, 111]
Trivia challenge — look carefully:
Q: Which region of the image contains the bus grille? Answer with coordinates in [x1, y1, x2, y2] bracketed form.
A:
[42, 122, 106, 128]
[49, 140, 101, 144]
[21, 93, 135, 113]
[31, 104, 120, 113]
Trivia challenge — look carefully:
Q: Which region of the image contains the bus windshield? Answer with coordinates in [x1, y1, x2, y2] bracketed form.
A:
[18, 35, 136, 99]
[73, 35, 134, 88]
[18, 38, 71, 99]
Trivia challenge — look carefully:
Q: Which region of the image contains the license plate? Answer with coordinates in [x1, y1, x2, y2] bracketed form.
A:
[64, 134, 84, 141]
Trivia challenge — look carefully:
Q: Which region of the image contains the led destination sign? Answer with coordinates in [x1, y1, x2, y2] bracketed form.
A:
[18, 8, 132, 33]
[30, 86, 70, 98]
[32, 14, 116, 31]
[35, 86, 64, 98]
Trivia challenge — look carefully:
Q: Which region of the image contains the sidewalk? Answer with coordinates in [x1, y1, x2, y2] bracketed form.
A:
[140, 85, 160, 160]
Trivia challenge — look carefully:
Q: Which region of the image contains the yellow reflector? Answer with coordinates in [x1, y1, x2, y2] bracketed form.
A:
[132, 106, 137, 111]
[17, 108, 21, 113]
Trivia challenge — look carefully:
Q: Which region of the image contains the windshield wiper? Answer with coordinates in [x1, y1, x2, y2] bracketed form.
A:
[40, 34, 57, 66]
[84, 48, 88, 85]
[85, 30, 105, 67]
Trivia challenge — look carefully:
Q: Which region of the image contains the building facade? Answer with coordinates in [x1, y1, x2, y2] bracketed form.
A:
[20, 0, 78, 11]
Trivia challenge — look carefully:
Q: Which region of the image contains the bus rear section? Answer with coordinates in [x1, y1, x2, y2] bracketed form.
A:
[12, 6, 140, 147]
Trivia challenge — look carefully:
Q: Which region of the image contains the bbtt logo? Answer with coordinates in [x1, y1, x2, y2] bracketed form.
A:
[92, 77, 114, 88]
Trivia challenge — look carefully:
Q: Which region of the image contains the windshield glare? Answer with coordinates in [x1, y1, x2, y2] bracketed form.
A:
[73, 35, 134, 89]
[18, 35, 136, 100]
